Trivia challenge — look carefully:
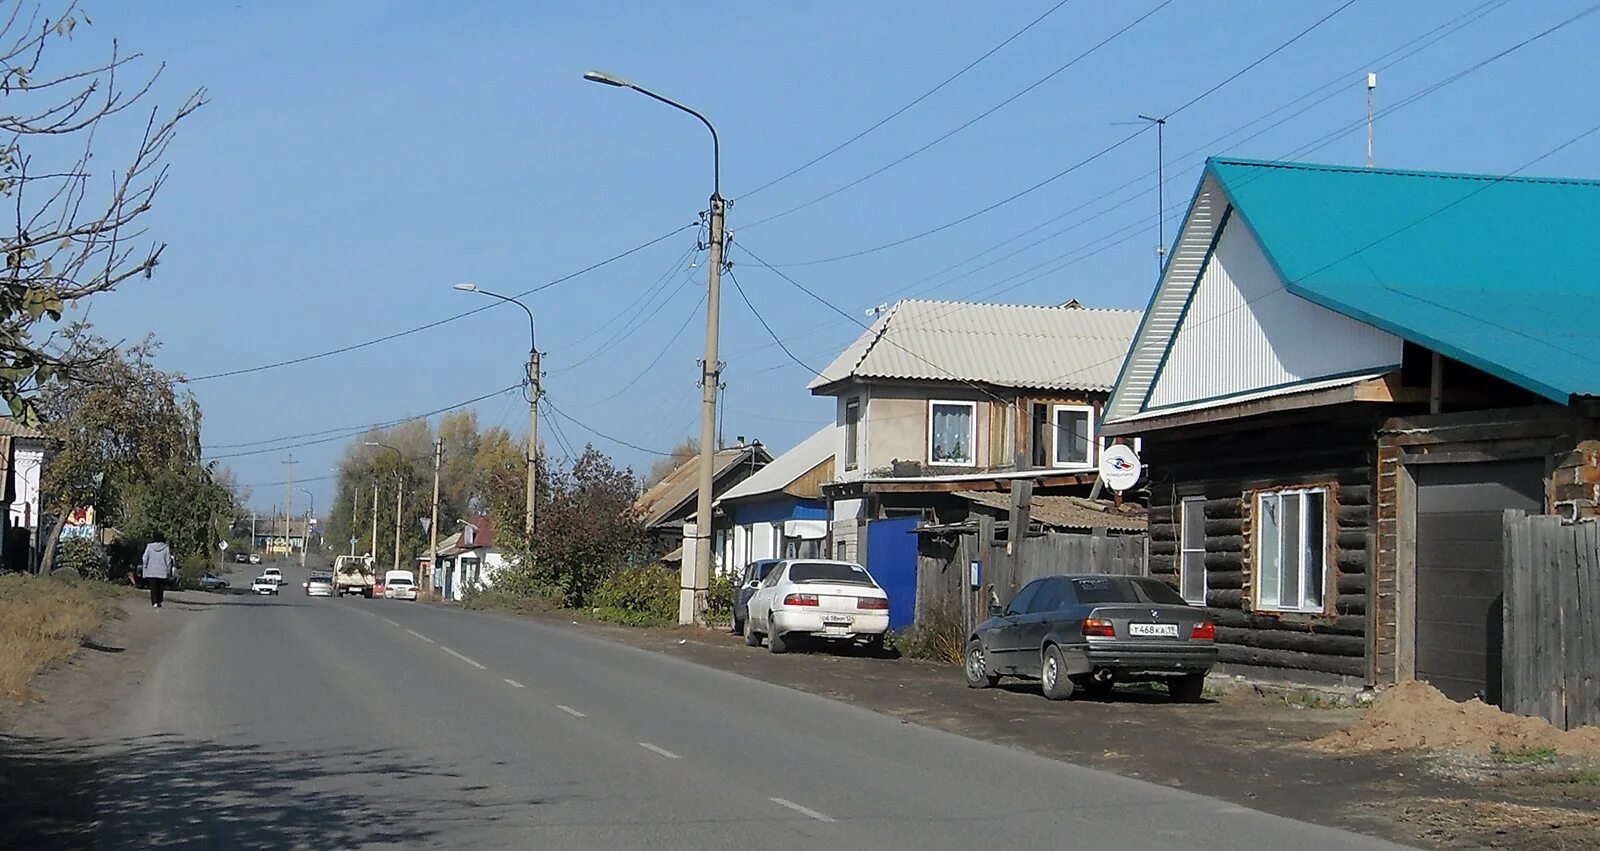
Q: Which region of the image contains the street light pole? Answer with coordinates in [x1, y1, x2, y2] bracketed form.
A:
[297, 488, 313, 569]
[366, 442, 406, 574]
[453, 283, 538, 540]
[427, 436, 443, 598]
[585, 69, 723, 627]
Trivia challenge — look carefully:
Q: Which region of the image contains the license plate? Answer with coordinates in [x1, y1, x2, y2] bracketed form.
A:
[822, 617, 852, 627]
[1129, 623, 1178, 638]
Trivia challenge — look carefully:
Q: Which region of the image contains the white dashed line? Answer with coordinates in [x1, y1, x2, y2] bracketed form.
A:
[770, 797, 835, 823]
[381, 617, 400, 627]
[504, 679, 526, 689]
[637, 742, 680, 759]
[405, 629, 435, 644]
[557, 705, 585, 718]
[441, 647, 487, 669]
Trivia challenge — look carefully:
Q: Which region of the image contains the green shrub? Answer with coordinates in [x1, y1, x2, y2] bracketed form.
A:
[53, 537, 110, 582]
[591, 565, 678, 626]
[704, 572, 736, 625]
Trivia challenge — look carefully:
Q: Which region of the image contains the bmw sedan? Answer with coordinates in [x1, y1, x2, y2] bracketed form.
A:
[966, 574, 1217, 702]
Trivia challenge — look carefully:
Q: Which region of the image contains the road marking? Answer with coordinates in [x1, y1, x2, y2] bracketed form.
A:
[504, 678, 526, 689]
[770, 798, 835, 823]
[441, 647, 487, 669]
[381, 617, 400, 627]
[557, 704, 585, 718]
[637, 742, 680, 759]
[405, 629, 435, 644]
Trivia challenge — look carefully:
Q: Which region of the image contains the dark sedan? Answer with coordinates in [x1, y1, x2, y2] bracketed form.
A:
[732, 558, 782, 636]
[966, 574, 1217, 702]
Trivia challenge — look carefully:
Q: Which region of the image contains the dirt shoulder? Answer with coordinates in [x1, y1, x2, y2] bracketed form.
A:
[496, 605, 1600, 850]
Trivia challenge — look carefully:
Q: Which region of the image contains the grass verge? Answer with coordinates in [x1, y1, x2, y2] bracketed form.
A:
[0, 573, 119, 703]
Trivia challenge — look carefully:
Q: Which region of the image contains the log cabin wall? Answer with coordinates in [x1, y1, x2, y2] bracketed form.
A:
[1145, 406, 1386, 684]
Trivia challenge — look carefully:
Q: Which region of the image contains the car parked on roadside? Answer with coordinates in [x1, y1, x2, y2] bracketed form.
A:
[383, 570, 417, 601]
[732, 558, 782, 636]
[966, 574, 1217, 702]
[304, 573, 334, 597]
[248, 553, 262, 565]
[744, 560, 890, 654]
[233, 552, 250, 564]
[198, 573, 230, 591]
[250, 575, 279, 596]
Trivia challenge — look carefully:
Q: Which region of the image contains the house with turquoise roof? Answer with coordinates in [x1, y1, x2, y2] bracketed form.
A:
[1102, 158, 1600, 706]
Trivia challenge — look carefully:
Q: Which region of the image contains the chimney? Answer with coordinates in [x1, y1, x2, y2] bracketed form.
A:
[735, 435, 745, 447]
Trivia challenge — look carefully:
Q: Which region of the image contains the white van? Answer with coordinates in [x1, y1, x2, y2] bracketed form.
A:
[383, 569, 417, 601]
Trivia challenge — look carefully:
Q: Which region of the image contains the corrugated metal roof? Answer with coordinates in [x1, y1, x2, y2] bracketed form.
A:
[1211, 158, 1600, 402]
[954, 491, 1147, 532]
[635, 445, 772, 528]
[0, 418, 46, 439]
[808, 299, 1141, 394]
[716, 427, 833, 505]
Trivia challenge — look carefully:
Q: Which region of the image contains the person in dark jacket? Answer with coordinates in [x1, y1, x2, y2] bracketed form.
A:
[139, 531, 176, 608]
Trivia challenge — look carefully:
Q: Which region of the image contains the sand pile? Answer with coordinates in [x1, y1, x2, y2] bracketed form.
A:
[1313, 681, 1600, 756]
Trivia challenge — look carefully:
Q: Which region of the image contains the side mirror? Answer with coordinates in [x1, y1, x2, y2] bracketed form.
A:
[988, 604, 1004, 618]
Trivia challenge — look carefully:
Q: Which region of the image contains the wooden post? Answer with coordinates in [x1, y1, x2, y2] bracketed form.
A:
[978, 513, 999, 608]
[1008, 480, 1033, 579]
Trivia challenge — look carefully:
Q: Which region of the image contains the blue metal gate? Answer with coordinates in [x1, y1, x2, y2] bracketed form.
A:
[866, 516, 918, 631]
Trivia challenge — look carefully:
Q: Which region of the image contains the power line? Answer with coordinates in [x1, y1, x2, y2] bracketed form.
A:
[726, 267, 823, 378]
[568, 290, 708, 408]
[184, 224, 697, 383]
[740, 0, 1076, 200]
[542, 396, 674, 456]
[740, 0, 1170, 229]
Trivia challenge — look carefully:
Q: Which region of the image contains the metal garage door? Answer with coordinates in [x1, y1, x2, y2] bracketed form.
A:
[1414, 460, 1543, 704]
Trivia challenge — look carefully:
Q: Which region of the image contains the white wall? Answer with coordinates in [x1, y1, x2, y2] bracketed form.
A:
[7, 445, 43, 532]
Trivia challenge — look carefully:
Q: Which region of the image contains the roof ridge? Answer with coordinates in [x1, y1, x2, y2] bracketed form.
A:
[897, 297, 1142, 314]
[1209, 156, 1600, 188]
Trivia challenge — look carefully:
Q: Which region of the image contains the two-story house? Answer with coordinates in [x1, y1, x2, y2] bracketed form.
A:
[808, 298, 1142, 562]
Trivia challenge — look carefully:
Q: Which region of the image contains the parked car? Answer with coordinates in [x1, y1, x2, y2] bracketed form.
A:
[383, 570, 417, 601]
[744, 560, 890, 654]
[233, 552, 250, 564]
[304, 574, 334, 597]
[248, 553, 262, 565]
[732, 558, 782, 636]
[965, 574, 1217, 702]
[198, 573, 230, 591]
[250, 575, 279, 596]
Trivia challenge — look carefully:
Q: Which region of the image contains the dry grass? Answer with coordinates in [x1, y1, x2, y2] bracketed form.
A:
[0, 573, 118, 703]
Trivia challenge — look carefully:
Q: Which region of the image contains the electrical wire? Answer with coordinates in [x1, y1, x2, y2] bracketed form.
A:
[726, 267, 823, 378]
[542, 396, 674, 456]
[740, 0, 1076, 200]
[739, 0, 1171, 229]
[184, 224, 697, 383]
[568, 290, 708, 408]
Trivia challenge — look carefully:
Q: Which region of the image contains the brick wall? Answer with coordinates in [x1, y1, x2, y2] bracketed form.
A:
[1372, 444, 1402, 683]
[1550, 439, 1600, 520]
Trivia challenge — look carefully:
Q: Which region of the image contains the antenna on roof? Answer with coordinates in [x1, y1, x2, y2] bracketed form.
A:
[1134, 115, 1167, 280]
[1366, 72, 1378, 168]
[865, 304, 888, 318]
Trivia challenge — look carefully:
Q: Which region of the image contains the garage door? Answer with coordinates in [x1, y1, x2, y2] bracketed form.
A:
[1414, 460, 1543, 704]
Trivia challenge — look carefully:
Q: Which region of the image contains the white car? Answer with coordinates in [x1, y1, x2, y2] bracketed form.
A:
[250, 575, 279, 595]
[248, 553, 262, 565]
[304, 574, 334, 597]
[744, 560, 890, 654]
[262, 567, 284, 585]
[383, 570, 417, 601]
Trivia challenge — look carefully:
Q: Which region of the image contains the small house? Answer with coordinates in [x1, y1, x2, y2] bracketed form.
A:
[635, 440, 773, 569]
[712, 427, 834, 572]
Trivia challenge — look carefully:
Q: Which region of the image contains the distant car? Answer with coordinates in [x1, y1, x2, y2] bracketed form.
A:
[732, 559, 782, 636]
[304, 574, 334, 597]
[966, 574, 1217, 702]
[744, 560, 890, 654]
[262, 567, 283, 585]
[383, 570, 417, 601]
[248, 553, 262, 565]
[233, 552, 250, 564]
[198, 573, 230, 591]
[250, 575, 279, 596]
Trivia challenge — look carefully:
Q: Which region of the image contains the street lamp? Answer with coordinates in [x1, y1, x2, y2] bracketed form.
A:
[585, 68, 724, 627]
[454, 282, 539, 539]
[297, 488, 314, 568]
[364, 442, 406, 573]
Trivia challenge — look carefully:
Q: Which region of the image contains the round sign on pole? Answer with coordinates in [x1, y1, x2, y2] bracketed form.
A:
[1099, 444, 1143, 492]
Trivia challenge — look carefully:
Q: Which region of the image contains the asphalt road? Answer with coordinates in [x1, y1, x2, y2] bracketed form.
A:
[93, 564, 1408, 849]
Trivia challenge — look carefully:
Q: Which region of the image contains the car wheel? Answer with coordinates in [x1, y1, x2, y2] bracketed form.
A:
[965, 639, 1000, 689]
[743, 617, 761, 647]
[767, 624, 789, 654]
[1040, 645, 1075, 701]
[1169, 672, 1206, 703]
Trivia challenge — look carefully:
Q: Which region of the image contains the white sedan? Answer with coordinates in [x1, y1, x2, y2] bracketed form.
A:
[250, 575, 279, 596]
[744, 560, 890, 654]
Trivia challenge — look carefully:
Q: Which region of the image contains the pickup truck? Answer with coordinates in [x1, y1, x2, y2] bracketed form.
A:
[333, 555, 375, 598]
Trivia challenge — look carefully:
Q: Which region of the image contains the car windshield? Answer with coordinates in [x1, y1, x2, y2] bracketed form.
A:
[786, 562, 875, 586]
[1068, 577, 1141, 604]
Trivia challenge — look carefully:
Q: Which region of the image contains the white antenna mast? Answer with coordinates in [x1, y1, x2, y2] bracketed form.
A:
[1366, 72, 1377, 168]
[1136, 114, 1167, 278]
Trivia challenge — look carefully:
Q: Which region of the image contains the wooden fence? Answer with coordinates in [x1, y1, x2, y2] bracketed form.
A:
[918, 522, 1147, 634]
[1503, 511, 1600, 730]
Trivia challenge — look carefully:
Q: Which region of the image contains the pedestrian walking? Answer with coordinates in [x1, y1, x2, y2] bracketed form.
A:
[140, 531, 177, 608]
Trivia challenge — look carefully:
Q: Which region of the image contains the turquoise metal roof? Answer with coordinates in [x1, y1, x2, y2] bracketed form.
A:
[1208, 158, 1600, 403]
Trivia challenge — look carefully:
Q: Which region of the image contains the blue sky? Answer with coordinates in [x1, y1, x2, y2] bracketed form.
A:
[60, 0, 1600, 512]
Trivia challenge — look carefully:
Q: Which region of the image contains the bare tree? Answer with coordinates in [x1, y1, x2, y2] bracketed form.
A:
[0, 2, 204, 423]
[642, 438, 697, 490]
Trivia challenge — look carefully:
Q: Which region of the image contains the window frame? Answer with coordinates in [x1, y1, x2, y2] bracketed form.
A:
[843, 397, 862, 471]
[1050, 404, 1096, 468]
[1179, 496, 1207, 605]
[1252, 486, 1332, 614]
[926, 399, 978, 467]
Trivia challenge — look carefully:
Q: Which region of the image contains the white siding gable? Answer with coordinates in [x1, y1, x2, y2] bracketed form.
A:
[1145, 211, 1402, 411]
